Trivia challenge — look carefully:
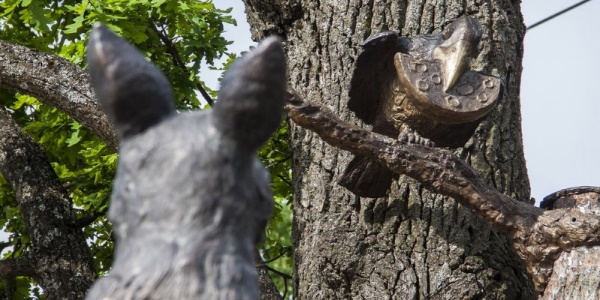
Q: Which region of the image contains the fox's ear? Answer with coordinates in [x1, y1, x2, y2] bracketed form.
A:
[87, 23, 174, 139]
[213, 37, 287, 151]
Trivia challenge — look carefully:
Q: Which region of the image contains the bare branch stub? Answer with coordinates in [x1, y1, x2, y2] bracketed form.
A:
[531, 187, 600, 298]
[0, 257, 37, 279]
[285, 93, 600, 294]
[85, 24, 286, 299]
[339, 16, 502, 198]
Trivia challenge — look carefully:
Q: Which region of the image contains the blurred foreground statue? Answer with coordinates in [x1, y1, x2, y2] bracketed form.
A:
[339, 16, 502, 198]
[85, 24, 286, 299]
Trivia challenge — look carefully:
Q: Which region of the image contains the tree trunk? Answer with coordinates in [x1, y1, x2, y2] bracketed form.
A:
[243, 0, 535, 298]
[0, 109, 96, 299]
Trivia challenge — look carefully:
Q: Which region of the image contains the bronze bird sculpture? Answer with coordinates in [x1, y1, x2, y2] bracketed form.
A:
[339, 16, 502, 198]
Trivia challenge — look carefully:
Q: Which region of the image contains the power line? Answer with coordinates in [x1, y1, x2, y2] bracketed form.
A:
[527, 0, 593, 31]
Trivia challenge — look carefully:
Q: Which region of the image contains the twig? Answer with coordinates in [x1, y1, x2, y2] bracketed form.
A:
[276, 174, 292, 188]
[263, 247, 290, 264]
[263, 264, 292, 280]
[148, 20, 214, 106]
[266, 156, 291, 169]
[283, 277, 288, 300]
[76, 208, 108, 228]
[0, 242, 10, 253]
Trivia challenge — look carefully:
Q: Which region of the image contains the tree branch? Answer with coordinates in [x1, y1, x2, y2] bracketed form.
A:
[0, 254, 38, 300]
[262, 264, 293, 281]
[148, 21, 214, 106]
[255, 251, 284, 300]
[0, 109, 96, 298]
[0, 242, 11, 253]
[0, 40, 118, 150]
[0, 257, 37, 279]
[0, 256, 37, 300]
[285, 92, 600, 293]
[76, 207, 109, 228]
[241, 0, 302, 40]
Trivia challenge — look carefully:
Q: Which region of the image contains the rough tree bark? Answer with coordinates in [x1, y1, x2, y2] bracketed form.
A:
[0, 109, 96, 299]
[540, 188, 600, 300]
[0, 40, 118, 150]
[243, 0, 535, 298]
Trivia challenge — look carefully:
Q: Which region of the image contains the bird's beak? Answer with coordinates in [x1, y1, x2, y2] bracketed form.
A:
[431, 39, 474, 92]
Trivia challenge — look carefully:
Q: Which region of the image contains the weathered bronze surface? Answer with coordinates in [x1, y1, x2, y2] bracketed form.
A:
[541, 186, 600, 210]
[396, 53, 501, 124]
[339, 16, 502, 198]
[85, 24, 285, 299]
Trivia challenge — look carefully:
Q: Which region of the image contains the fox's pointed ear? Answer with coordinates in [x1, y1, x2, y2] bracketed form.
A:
[213, 37, 287, 151]
[87, 23, 174, 138]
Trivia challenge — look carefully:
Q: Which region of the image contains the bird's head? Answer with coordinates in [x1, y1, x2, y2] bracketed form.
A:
[431, 16, 483, 92]
[394, 16, 501, 124]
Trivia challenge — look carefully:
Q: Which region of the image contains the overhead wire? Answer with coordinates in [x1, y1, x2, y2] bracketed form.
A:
[527, 0, 593, 31]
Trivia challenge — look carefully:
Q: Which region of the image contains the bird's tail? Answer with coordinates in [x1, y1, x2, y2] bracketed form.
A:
[338, 155, 394, 198]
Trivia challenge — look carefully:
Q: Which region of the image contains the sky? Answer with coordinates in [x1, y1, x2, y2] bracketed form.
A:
[208, 0, 600, 204]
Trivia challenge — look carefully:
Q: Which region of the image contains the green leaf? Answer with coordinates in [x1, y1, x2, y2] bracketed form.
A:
[13, 277, 33, 300]
[221, 15, 236, 25]
[65, 130, 82, 147]
[64, 14, 86, 34]
[0, 1, 21, 18]
[151, 0, 167, 8]
[27, 1, 52, 31]
[11, 94, 39, 110]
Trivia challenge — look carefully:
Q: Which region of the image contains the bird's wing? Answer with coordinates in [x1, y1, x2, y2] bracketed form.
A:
[348, 32, 410, 125]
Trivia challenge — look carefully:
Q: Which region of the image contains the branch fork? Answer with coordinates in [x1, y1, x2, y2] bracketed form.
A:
[285, 92, 600, 293]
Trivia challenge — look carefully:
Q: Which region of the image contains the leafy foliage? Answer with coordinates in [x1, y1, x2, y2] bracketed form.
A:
[259, 121, 294, 298]
[220, 47, 295, 296]
[0, 0, 295, 297]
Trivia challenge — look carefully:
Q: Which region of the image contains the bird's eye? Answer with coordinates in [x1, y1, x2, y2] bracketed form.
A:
[442, 27, 454, 40]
